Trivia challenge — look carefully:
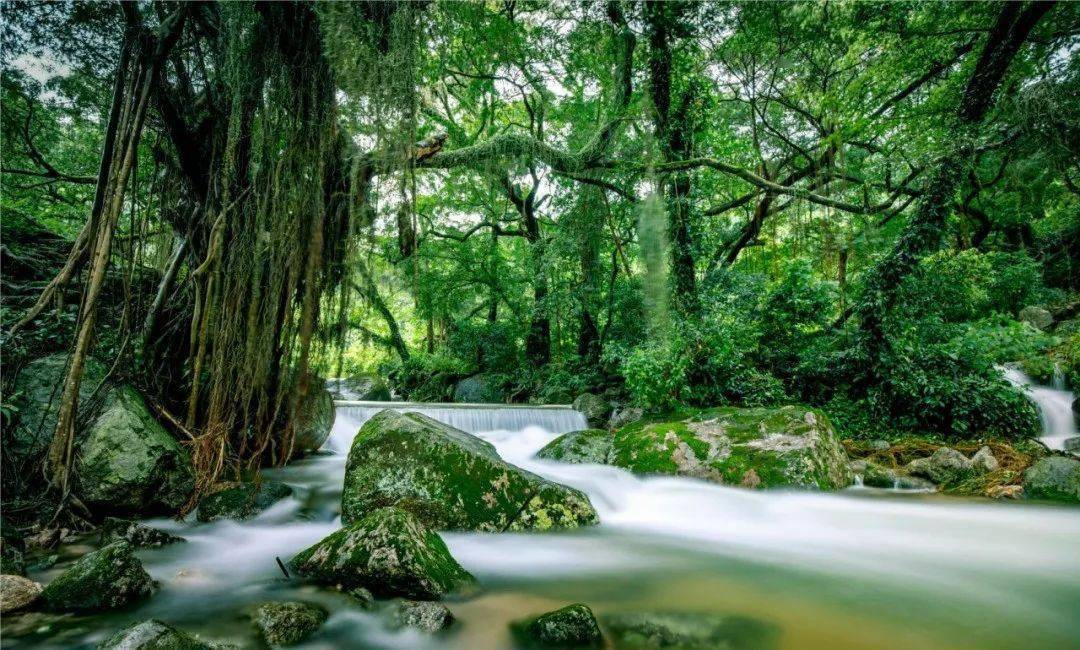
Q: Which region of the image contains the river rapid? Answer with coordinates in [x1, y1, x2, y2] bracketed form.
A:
[10, 398, 1080, 649]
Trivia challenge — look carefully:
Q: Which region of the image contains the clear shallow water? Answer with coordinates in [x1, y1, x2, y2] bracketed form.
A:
[8, 403, 1080, 649]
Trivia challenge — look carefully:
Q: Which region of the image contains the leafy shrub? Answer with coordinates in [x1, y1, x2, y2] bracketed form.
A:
[446, 319, 523, 373]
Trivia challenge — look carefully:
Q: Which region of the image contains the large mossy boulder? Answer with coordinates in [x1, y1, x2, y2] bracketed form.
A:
[99, 619, 218, 650]
[253, 601, 328, 646]
[293, 376, 335, 455]
[75, 386, 194, 515]
[39, 541, 154, 612]
[6, 354, 108, 479]
[536, 430, 614, 465]
[290, 507, 473, 600]
[601, 612, 778, 649]
[1023, 457, 1080, 503]
[342, 410, 597, 531]
[573, 394, 613, 429]
[452, 374, 504, 403]
[610, 406, 851, 490]
[196, 481, 293, 523]
[513, 603, 603, 647]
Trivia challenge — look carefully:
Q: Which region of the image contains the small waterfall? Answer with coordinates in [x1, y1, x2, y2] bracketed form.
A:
[327, 401, 587, 453]
[1002, 365, 1077, 451]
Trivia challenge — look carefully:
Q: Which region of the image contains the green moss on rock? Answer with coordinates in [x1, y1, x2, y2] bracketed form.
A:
[293, 375, 335, 456]
[253, 601, 328, 646]
[100, 518, 185, 548]
[75, 386, 195, 516]
[1023, 456, 1080, 503]
[342, 410, 597, 531]
[98, 619, 217, 650]
[39, 541, 154, 613]
[601, 611, 779, 649]
[196, 481, 293, 522]
[290, 507, 473, 600]
[610, 406, 851, 490]
[387, 599, 455, 633]
[536, 430, 614, 465]
[513, 603, 603, 647]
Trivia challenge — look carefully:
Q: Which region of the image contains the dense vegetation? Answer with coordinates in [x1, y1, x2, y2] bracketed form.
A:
[2, 0, 1078, 513]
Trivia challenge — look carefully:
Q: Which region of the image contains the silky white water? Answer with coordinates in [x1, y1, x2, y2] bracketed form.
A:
[15, 402, 1080, 649]
[1002, 365, 1078, 451]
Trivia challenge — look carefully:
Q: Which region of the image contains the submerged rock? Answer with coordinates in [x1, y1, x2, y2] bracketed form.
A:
[75, 386, 195, 516]
[610, 406, 851, 490]
[100, 518, 185, 548]
[387, 600, 455, 633]
[341, 410, 597, 531]
[536, 429, 613, 464]
[292, 376, 335, 455]
[573, 394, 612, 429]
[1023, 457, 1080, 503]
[99, 619, 218, 650]
[0, 574, 42, 613]
[513, 603, 603, 647]
[601, 611, 779, 649]
[196, 481, 293, 522]
[906, 448, 973, 485]
[253, 601, 328, 646]
[290, 507, 473, 600]
[39, 541, 153, 612]
[344, 586, 375, 609]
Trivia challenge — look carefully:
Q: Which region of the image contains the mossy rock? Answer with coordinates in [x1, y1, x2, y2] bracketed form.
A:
[253, 601, 328, 646]
[513, 603, 603, 647]
[601, 611, 779, 649]
[0, 574, 42, 614]
[39, 541, 154, 612]
[1023, 456, 1080, 503]
[342, 410, 597, 531]
[196, 481, 293, 523]
[6, 354, 109, 487]
[293, 376, 335, 456]
[290, 507, 474, 600]
[100, 518, 185, 548]
[387, 599, 455, 633]
[536, 430, 614, 465]
[1, 522, 26, 576]
[573, 394, 613, 429]
[610, 406, 851, 490]
[99, 619, 218, 649]
[453, 374, 505, 403]
[905, 447, 974, 485]
[75, 386, 195, 516]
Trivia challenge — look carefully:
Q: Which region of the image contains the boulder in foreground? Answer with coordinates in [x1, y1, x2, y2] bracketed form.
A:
[290, 507, 473, 600]
[342, 410, 597, 531]
[610, 406, 851, 489]
[197, 481, 293, 522]
[99, 619, 219, 650]
[387, 600, 455, 633]
[0, 574, 42, 614]
[513, 603, 603, 647]
[253, 601, 328, 646]
[39, 542, 153, 612]
[1023, 457, 1080, 503]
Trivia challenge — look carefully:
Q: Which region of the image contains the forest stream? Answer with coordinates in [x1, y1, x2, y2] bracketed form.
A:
[9, 393, 1080, 650]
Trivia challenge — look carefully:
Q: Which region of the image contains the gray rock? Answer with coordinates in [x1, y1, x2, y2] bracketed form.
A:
[1064, 437, 1080, 454]
[601, 611, 779, 649]
[611, 406, 851, 490]
[536, 429, 613, 464]
[1023, 456, 1080, 503]
[608, 406, 644, 431]
[453, 374, 504, 403]
[344, 586, 375, 609]
[75, 386, 195, 516]
[971, 446, 1000, 474]
[513, 603, 602, 647]
[906, 448, 973, 485]
[573, 394, 612, 429]
[196, 481, 293, 523]
[290, 507, 474, 600]
[867, 439, 891, 451]
[98, 619, 218, 649]
[39, 541, 154, 612]
[0, 574, 42, 613]
[100, 518, 185, 548]
[328, 375, 390, 401]
[1019, 305, 1054, 331]
[292, 376, 335, 455]
[341, 410, 597, 532]
[253, 601, 328, 646]
[387, 600, 454, 633]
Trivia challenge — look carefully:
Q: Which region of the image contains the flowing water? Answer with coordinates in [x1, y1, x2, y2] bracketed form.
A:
[1002, 365, 1078, 451]
[9, 402, 1080, 649]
